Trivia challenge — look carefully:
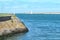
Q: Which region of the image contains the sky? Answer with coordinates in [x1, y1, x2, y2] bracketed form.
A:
[0, 0, 60, 13]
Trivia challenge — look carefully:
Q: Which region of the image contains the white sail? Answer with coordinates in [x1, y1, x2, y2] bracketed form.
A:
[31, 10, 32, 14]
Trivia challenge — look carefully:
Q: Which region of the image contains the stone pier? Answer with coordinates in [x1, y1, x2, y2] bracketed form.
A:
[0, 14, 28, 36]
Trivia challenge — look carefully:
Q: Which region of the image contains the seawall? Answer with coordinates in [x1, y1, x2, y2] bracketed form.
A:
[0, 14, 28, 36]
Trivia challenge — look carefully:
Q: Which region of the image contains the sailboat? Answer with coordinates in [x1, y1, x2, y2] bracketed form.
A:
[31, 10, 32, 14]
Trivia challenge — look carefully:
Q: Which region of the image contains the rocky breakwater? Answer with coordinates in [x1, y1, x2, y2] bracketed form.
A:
[0, 14, 28, 36]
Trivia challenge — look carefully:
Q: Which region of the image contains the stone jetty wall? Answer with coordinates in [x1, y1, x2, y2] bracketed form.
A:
[0, 15, 28, 36]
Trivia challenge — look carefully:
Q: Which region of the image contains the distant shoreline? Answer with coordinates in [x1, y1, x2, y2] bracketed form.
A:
[15, 12, 60, 14]
[1, 12, 60, 14]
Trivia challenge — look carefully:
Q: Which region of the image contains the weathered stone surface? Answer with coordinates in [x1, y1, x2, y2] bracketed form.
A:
[0, 14, 28, 36]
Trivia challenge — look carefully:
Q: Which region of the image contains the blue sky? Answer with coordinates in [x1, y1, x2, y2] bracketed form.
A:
[0, 0, 60, 13]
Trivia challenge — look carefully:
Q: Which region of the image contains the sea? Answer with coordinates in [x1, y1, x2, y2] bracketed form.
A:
[2, 14, 60, 40]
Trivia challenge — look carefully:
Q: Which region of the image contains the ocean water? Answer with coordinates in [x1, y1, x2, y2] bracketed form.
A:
[3, 14, 60, 40]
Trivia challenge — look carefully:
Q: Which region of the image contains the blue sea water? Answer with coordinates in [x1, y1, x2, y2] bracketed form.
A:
[5, 14, 60, 40]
